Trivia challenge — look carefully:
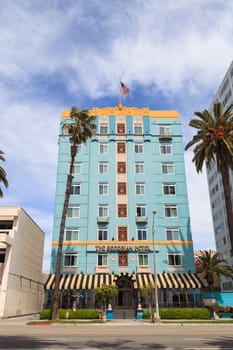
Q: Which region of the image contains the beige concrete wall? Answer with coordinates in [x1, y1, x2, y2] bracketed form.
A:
[0, 207, 45, 318]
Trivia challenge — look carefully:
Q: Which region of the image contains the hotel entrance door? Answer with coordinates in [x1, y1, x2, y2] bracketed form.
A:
[117, 277, 133, 308]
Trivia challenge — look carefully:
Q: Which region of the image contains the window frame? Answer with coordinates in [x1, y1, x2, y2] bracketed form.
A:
[165, 228, 180, 240]
[72, 163, 82, 175]
[65, 228, 79, 241]
[137, 228, 147, 240]
[164, 205, 178, 218]
[98, 253, 108, 266]
[67, 205, 80, 218]
[134, 124, 143, 135]
[135, 162, 144, 174]
[135, 182, 145, 195]
[159, 125, 171, 136]
[98, 228, 108, 241]
[161, 163, 174, 175]
[99, 142, 109, 154]
[136, 204, 147, 217]
[163, 183, 176, 196]
[134, 143, 144, 154]
[71, 183, 81, 195]
[138, 253, 149, 266]
[98, 162, 109, 174]
[98, 204, 109, 217]
[98, 182, 109, 196]
[168, 252, 182, 266]
[64, 252, 78, 267]
[160, 143, 173, 155]
[99, 123, 109, 135]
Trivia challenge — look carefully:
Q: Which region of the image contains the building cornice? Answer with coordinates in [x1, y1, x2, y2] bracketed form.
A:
[61, 103, 180, 119]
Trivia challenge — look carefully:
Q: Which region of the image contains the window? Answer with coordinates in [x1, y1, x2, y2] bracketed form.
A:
[117, 142, 126, 153]
[65, 228, 79, 241]
[117, 123, 125, 134]
[118, 182, 127, 195]
[99, 124, 109, 135]
[118, 204, 127, 217]
[64, 253, 78, 267]
[168, 253, 182, 266]
[98, 183, 109, 195]
[70, 144, 82, 155]
[98, 253, 108, 266]
[159, 125, 171, 136]
[134, 143, 144, 153]
[99, 162, 109, 174]
[98, 228, 108, 240]
[166, 228, 180, 240]
[98, 205, 109, 217]
[117, 162, 126, 174]
[67, 206, 80, 218]
[134, 124, 143, 135]
[136, 205, 146, 217]
[119, 253, 128, 266]
[137, 228, 147, 240]
[99, 143, 108, 153]
[163, 183, 176, 195]
[135, 162, 144, 174]
[71, 184, 81, 195]
[161, 163, 174, 174]
[160, 143, 172, 155]
[0, 221, 13, 229]
[0, 249, 6, 263]
[72, 163, 82, 174]
[164, 205, 178, 218]
[135, 182, 145, 195]
[139, 254, 148, 266]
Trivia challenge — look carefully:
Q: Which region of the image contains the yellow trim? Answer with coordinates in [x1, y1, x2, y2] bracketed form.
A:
[61, 105, 179, 119]
[52, 240, 193, 246]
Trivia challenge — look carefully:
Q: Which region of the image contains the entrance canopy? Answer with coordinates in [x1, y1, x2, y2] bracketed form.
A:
[45, 272, 203, 290]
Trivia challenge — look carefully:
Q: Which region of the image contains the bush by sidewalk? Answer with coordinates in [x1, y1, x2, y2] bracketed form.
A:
[40, 308, 99, 320]
[143, 308, 210, 320]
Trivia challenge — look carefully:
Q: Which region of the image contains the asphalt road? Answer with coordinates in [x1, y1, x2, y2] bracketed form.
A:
[0, 319, 233, 349]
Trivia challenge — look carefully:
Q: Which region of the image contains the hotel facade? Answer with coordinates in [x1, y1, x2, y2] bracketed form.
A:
[46, 104, 202, 312]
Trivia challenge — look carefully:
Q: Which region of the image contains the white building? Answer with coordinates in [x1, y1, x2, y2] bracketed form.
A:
[0, 207, 45, 318]
[207, 61, 233, 291]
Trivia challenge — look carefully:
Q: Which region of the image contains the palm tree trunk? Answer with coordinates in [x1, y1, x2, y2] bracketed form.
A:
[220, 162, 233, 254]
[51, 145, 76, 320]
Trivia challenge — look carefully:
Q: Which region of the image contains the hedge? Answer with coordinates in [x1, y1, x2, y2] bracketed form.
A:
[40, 308, 99, 320]
[143, 308, 210, 320]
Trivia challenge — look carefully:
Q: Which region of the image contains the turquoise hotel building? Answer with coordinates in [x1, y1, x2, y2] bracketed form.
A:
[45, 103, 203, 311]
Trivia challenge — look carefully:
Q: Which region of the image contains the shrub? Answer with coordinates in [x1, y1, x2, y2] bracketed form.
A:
[143, 310, 151, 319]
[73, 309, 99, 319]
[159, 308, 210, 320]
[40, 309, 52, 320]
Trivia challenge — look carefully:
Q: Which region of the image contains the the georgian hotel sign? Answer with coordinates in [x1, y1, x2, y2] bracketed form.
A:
[95, 245, 150, 252]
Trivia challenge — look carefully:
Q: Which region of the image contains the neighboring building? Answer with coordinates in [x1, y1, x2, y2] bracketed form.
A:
[46, 104, 202, 311]
[0, 207, 45, 318]
[207, 61, 233, 291]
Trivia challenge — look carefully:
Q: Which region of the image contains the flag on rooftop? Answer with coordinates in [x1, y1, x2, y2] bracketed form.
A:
[120, 81, 129, 96]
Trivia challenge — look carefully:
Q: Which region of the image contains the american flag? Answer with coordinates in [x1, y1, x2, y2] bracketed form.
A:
[120, 81, 129, 96]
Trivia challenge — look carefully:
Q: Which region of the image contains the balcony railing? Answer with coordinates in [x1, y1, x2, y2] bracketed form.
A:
[0, 230, 13, 245]
[135, 216, 148, 223]
[97, 216, 109, 223]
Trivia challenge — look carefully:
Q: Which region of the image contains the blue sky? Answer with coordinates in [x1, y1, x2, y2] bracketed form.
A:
[1, 0, 233, 272]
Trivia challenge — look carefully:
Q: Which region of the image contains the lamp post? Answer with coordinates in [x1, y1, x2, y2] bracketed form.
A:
[152, 210, 160, 322]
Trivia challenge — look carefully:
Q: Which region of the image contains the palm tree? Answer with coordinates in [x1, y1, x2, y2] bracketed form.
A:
[185, 102, 233, 251]
[51, 107, 96, 320]
[0, 150, 9, 197]
[195, 250, 233, 290]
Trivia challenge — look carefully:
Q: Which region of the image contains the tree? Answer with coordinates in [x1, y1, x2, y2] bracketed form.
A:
[95, 284, 118, 311]
[51, 107, 96, 320]
[140, 283, 154, 313]
[0, 150, 9, 197]
[195, 250, 233, 290]
[185, 102, 233, 252]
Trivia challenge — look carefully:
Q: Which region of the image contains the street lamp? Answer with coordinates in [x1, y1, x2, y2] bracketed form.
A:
[152, 210, 160, 322]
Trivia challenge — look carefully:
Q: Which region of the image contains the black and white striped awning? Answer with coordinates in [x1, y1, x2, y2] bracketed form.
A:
[45, 272, 203, 290]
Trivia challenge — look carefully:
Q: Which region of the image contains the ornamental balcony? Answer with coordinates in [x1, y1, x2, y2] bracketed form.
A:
[135, 216, 148, 223]
[97, 216, 110, 223]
